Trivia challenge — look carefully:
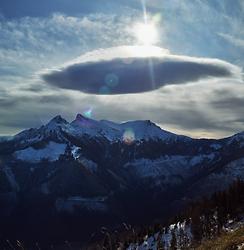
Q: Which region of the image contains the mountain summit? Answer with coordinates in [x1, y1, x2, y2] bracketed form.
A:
[12, 114, 181, 145]
[0, 114, 244, 243]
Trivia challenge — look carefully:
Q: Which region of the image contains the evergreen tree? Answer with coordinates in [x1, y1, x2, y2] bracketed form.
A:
[170, 229, 177, 250]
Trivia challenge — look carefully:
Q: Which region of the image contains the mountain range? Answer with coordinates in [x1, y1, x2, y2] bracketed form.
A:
[0, 114, 244, 243]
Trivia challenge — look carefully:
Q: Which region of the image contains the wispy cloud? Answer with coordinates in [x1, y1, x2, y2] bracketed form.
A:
[0, 12, 138, 87]
[0, 1, 243, 137]
[218, 33, 244, 48]
[142, 0, 244, 67]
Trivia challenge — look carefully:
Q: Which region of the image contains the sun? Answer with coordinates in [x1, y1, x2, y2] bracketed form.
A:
[133, 22, 158, 45]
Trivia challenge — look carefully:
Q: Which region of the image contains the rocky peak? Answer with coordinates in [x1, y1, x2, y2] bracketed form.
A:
[48, 115, 68, 125]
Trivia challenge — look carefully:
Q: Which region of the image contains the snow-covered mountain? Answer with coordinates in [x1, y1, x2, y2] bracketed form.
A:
[0, 114, 244, 242]
[12, 114, 183, 146]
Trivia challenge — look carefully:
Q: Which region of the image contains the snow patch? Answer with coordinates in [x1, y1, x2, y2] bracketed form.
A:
[55, 196, 107, 213]
[14, 141, 66, 163]
[71, 146, 81, 160]
[2, 167, 19, 191]
[71, 146, 98, 173]
[128, 220, 192, 250]
[124, 154, 216, 180]
[79, 158, 97, 173]
[0, 136, 13, 142]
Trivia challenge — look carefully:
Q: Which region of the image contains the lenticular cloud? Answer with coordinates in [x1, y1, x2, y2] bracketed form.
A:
[42, 46, 241, 95]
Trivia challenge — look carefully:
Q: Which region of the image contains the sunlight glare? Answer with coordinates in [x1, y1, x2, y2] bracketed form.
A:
[134, 22, 158, 45]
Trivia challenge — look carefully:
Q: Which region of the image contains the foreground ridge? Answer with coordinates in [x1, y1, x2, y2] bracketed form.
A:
[0, 114, 243, 246]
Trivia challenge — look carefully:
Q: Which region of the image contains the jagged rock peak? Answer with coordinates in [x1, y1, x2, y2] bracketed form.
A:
[48, 115, 68, 125]
[75, 113, 92, 121]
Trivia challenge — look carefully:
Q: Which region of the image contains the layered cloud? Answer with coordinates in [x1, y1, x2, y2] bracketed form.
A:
[42, 46, 241, 94]
[0, 1, 243, 137]
[2, 77, 244, 138]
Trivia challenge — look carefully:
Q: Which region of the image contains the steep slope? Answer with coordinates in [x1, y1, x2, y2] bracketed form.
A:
[197, 227, 244, 250]
[92, 180, 244, 250]
[0, 114, 244, 243]
[1, 114, 244, 204]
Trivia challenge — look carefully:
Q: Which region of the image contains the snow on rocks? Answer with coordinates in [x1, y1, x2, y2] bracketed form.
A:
[128, 221, 192, 250]
[14, 141, 66, 163]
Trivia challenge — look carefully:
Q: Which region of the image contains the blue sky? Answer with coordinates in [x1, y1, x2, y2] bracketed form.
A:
[0, 0, 243, 138]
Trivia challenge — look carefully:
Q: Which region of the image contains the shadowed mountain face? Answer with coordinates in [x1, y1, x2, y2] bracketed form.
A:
[0, 114, 244, 245]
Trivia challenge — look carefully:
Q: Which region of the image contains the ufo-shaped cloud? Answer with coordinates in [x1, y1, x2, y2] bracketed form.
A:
[42, 46, 241, 95]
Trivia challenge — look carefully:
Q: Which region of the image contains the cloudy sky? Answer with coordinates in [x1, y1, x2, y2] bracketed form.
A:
[0, 0, 243, 138]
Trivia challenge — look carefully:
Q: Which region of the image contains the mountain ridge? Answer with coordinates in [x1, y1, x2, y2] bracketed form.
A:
[0, 113, 244, 141]
[0, 114, 244, 244]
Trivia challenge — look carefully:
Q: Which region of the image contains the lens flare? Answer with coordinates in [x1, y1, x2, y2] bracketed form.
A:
[123, 128, 135, 145]
[105, 73, 119, 87]
[83, 108, 93, 118]
[99, 86, 110, 94]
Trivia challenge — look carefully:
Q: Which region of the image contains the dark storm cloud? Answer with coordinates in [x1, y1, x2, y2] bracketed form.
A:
[0, 98, 18, 107]
[0, 93, 74, 131]
[156, 108, 235, 132]
[39, 94, 72, 104]
[211, 96, 244, 109]
[210, 89, 244, 112]
[0, 93, 72, 110]
[42, 56, 236, 95]
[21, 84, 46, 93]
